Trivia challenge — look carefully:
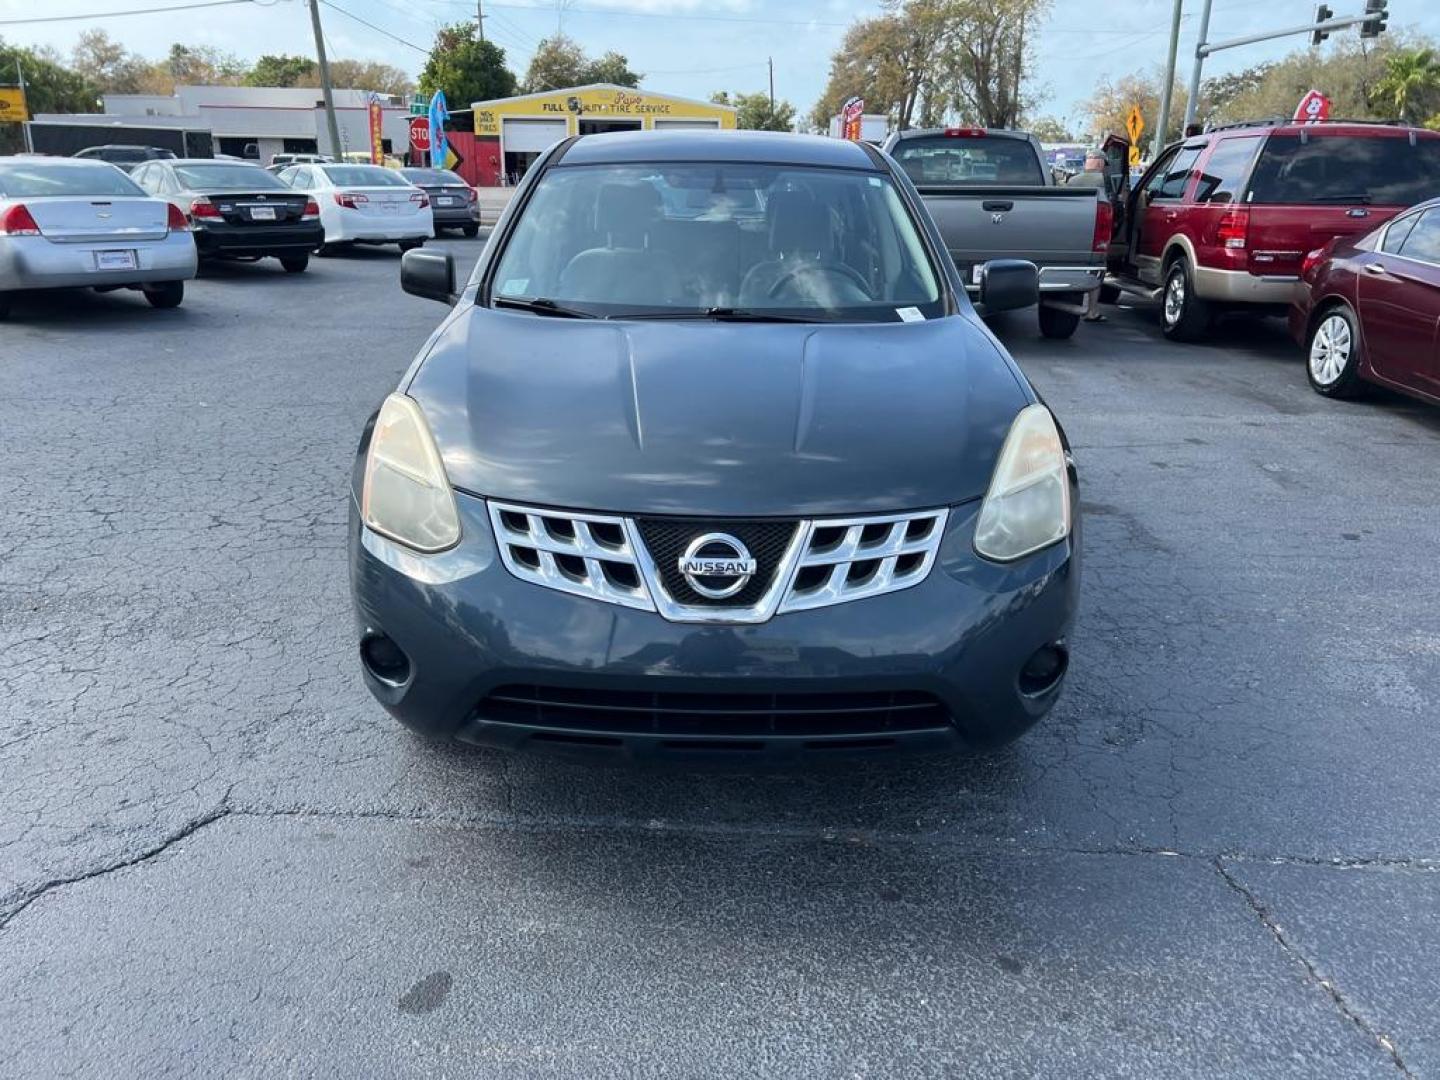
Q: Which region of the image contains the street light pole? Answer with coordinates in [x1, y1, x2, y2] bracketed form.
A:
[307, 0, 343, 158]
[1183, 0, 1215, 131]
[1153, 0, 1183, 157]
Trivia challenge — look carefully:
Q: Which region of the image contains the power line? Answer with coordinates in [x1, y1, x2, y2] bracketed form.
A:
[480, 2, 849, 28]
[0, 0, 256, 25]
[319, 0, 430, 52]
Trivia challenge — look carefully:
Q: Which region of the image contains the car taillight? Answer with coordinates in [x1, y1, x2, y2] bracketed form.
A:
[302, 199, 319, 219]
[335, 192, 368, 209]
[189, 196, 222, 220]
[944, 126, 986, 137]
[1301, 248, 1327, 281]
[1092, 199, 1113, 253]
[0, 204, 41, 236]
[165, 202, 190, 232]
[1217, 207, 1249, 250]
[410, 191, 429, 208]
[465, 187, 478, 203]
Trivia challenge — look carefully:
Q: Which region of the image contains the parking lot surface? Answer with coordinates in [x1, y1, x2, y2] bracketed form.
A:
[2, 238, 1438, 1077]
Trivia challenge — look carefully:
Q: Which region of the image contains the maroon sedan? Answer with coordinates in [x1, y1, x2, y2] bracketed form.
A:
[1290, 200, 1440, 405]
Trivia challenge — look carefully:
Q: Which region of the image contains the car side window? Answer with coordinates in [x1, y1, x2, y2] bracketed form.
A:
[288, 167, 310, 189]
[1140, 148, 1179, 201]
[131, 164, 152, 190]
[1381, 213, 1419, 254]
[1193, 136, 1262, 204]
[1152, 146, 1202, 201]
[1396, 209, 1440, 265]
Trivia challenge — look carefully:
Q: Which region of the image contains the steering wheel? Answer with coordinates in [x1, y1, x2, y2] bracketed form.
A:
[767, 261, 874, 301]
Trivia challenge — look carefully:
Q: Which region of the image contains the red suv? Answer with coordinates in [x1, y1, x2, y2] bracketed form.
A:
[1110, 120, 1440, 340]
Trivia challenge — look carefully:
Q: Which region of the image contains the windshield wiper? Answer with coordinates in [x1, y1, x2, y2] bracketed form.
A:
[623, 306, 824, 323]
[493, 296, 599, 319]
[1309, 193, 1373, 204]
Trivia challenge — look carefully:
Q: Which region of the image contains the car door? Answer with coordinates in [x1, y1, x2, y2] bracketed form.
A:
[1358, 208, 1440, 394]
[1132, 145, 1201, 284]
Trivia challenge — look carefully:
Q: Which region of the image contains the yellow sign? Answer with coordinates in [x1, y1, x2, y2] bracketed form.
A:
[0, 87, 29, 124]
[472, 86, 735, 139]
[1125, 104, 1144, 145]
[1129, 145, 1142, 166]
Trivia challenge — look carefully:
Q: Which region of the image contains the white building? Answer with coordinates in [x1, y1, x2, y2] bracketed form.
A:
[36, 85, 414, 162]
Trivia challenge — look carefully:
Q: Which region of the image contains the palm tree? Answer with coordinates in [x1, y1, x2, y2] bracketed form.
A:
[1375, 49, 1440, 124]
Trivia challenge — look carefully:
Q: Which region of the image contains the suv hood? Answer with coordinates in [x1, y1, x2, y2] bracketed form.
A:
[406, 307, 1030, 517]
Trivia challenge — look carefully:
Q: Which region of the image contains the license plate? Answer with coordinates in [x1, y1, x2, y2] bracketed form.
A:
[94, 250, 137, 271]
[437, 197, 455, 206]
[250, 206, 277, 221]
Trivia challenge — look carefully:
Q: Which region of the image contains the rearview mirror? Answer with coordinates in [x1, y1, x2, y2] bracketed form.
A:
[977, 259, 1039, 313]
[400, 249, 457, 305]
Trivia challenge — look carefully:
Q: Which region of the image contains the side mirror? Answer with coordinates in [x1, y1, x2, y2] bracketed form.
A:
[400, 249, 457, 305]
[977, 259, 1039, 313]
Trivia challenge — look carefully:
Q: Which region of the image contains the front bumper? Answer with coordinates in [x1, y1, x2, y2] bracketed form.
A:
[194, 220, 323, 257]
[0, 231, 196, 290]
[348, 489, 1080, 760]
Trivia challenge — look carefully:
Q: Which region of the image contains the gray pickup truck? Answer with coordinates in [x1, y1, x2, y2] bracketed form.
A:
[884, 127, 1116, 339]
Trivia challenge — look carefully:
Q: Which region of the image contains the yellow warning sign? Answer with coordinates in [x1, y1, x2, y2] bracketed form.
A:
[1125, 104, 1144, 146]
[0, 87, 29, 124]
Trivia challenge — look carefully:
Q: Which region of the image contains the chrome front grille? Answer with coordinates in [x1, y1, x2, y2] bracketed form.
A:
[486, 500, 949, 623]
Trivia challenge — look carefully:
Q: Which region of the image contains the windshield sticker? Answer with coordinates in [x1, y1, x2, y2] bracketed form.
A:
[896, 307, 925, 323]
[500, 278, 530, 295]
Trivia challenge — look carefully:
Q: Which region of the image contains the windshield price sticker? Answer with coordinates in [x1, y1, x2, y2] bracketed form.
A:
[896, 307, 925, 322]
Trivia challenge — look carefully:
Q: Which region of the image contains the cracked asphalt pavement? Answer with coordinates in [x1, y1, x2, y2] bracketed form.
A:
[2, 237, 1438, 1077]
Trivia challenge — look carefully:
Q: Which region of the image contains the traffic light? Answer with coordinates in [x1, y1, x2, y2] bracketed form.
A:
[1311, 4, 1333, 46]
[1361, 0, 1388, 39]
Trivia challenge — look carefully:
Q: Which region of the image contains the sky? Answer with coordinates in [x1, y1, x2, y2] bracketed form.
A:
[1, 0, 1436, 128]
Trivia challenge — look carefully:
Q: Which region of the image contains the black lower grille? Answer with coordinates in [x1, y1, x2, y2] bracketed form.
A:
[479, 685, 951, 737]
[634, 518, 798, 607]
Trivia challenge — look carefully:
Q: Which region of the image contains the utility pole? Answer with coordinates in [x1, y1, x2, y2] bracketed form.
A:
[767, 57, 774, 114]
[477, 0, 484, 43]
[16, 57, 33, 154]
[1153, 0, 1183, 157]
[307, 0, 343, 158]
[1183, 0, 1214, 131]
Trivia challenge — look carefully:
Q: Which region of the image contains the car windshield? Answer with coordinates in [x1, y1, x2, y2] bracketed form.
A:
[321, 165, 410, 187]
[1248, 133, 1440, 206]
[0, 163, 145, 198]
[891, 136, 1045, 185]
[489, 162, 943, 321]
[402, 169, 465, 185]
[174, 163, 286, 190]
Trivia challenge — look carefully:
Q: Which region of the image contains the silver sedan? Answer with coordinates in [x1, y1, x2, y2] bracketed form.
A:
[0, 157, 197, 318]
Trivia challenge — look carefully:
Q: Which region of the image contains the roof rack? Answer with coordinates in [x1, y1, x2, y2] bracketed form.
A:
[1203, 116, 1406, 133]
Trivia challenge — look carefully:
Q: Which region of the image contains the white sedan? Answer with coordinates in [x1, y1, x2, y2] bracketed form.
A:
[276, 162, 433, 255]
[0, 158, 197, 319]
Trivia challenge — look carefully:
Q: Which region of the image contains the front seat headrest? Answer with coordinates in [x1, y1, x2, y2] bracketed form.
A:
[594, 182, 661, 246]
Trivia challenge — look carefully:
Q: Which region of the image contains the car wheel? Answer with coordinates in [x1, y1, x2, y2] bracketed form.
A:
[279, 254, 310, 274]
[316, 243, 348, 257]
[0, 294, 10, 320]
[1038, 305, 1081, 339]
[1160, 258, 1212, 342]
[1306, 305, 1367, 399]
[462, 224, 480, 238]
[399, 239, 424, 252]
[145, 281, 184, 309]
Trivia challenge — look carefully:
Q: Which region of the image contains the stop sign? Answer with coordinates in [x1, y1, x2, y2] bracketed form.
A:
[409, 117, 431, 152]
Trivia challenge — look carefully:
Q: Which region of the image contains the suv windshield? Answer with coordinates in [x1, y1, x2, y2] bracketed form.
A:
[891, 136, 1044, 185]
[174, 163, 286, 190]
[489, 162, 943, 321]
[1248, 133, 1440, 206]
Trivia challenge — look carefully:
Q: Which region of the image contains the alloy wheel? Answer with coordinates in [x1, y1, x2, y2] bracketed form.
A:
[1309, 313, 1352, 386]
[1164, 270, 1185, 326]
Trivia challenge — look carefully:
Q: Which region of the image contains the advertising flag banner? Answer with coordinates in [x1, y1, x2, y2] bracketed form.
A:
[367, 94, 384, 164]
[1294, 89, 1331, 123]
[428, 90, 449, 170]
[841, 96, 864, 141]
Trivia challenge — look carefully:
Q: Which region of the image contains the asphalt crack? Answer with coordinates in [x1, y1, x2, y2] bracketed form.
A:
[1214, 858, 1414, 1078]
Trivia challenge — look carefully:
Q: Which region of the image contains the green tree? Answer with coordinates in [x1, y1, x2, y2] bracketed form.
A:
[582, 50, 641, 88]
[711, 90, 795, 131]
[1083, 69, 1188, 145]
[521, 34, 587, 93]
[0, 39, 100, 152]
[419, 21, 516, 105]
[245, 53, 316, 88]
[69, 29, 152, 94]
[1027, 115, 1075, 142]
[315, 59, 414, 98]
[166, 43, 246, 85]
[1376, 48, 1440, 124]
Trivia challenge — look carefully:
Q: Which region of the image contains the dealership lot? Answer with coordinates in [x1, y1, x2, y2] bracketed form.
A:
[2, 239, 1438, 1075]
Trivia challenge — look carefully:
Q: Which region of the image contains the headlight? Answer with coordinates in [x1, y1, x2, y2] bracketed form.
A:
[361, 393, 461, 553]
[973, 403, 1071, 562]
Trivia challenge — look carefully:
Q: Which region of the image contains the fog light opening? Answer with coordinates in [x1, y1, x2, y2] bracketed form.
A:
[1018, 642, 1068, 697]
[361, 633, 411, 687]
